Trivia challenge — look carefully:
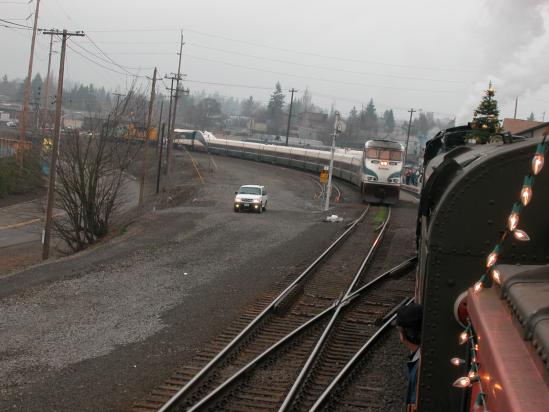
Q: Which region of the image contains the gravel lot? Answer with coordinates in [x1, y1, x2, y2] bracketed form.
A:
[0, 153, 367, 411]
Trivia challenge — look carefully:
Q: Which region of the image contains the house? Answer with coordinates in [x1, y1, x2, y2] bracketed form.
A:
[512, 121, 549, 139]
[502, 118, 543, 135]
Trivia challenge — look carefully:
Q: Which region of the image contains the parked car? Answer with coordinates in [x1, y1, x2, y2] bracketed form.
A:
[6, 121, 17, 128]
[234, 185, 268, 213]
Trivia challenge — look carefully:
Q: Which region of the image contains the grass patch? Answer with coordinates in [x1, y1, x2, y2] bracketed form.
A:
[372, 206, 389, 226]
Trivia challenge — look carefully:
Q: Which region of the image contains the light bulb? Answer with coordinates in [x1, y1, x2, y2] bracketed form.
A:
[513, 230, 530, 241]
[487, 252, 497, 268]
[473, 281, 483, 293]
[492, 268, 501, 284]
[532, 153, 544, 175]
[520, 186, 532, 206]
[451, 357, 465, 366]
[459, 331, 469, 345]
[453, 376, 471, 388]
[508, 212, 519, 231]
[468, 370, 478, 379]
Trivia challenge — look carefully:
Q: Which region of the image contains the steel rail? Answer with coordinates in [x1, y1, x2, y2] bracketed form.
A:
[186, 257, 416, 411]
[310, 297, 415, 412]
[157, 206, 370, 412]
[186, 303, 339, 412]
[279, 207, 392, 411]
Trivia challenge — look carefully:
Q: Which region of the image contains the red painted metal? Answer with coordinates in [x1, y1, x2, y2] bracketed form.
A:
[467, 287, 549, 412]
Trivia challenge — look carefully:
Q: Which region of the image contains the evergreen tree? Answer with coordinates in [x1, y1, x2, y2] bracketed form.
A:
[241, 96, 257, 117]
[346, 106, 359, 139]
[363, 98, 378, 135]
[383, 109, 395, 134]
[527, 112, 535, 121]
[267, 82, 285, 134]
[471, 82, 501, 136]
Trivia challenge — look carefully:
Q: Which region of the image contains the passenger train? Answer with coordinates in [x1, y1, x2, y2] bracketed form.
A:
[361, 139, 404, 204]
[415, 125, 549, 412]
[174, 131, 404, 204]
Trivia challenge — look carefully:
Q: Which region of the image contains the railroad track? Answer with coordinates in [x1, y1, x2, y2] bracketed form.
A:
[134, 205, 415, 411]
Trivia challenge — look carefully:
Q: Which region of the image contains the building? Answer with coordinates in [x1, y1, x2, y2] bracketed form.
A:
[502, 118, 543, 135]
[513, 121, 549, 139]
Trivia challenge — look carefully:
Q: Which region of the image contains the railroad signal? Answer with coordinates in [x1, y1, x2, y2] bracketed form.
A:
[320, 169, 328, 184]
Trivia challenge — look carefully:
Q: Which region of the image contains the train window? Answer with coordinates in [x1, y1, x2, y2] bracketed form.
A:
[379, 150, 391, 160]
[367, 148, 378, 158]
[390, 151, 403, 161]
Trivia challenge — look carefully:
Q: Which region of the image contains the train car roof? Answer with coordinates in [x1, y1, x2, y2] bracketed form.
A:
[364, 139, 404, 150]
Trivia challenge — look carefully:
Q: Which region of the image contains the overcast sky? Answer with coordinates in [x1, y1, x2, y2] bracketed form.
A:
[2, 0, 549, 122]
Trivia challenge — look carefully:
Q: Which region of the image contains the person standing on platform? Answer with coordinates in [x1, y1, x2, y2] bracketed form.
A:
[393, 303, 423, 412]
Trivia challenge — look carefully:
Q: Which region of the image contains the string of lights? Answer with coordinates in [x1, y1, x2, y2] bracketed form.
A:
[452, 321, 488, 411]
[473, 135, 547, 293]
[450, 134, 547, 411]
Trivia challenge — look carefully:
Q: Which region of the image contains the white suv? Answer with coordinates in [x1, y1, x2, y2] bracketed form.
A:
[234, 185, 268, 213]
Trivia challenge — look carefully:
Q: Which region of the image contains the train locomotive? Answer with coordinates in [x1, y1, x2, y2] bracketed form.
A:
[175, 132, 403, 204]
[415, 126, 549, 412]
[360, 139, 404, 204]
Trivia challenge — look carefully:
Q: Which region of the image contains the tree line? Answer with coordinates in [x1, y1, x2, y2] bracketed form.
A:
[2, 74, 454, 146]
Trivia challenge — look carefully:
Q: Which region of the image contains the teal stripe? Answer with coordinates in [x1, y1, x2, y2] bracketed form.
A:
[363, 166, 378, 178]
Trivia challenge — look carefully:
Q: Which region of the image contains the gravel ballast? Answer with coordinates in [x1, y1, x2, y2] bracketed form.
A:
[0, 153, 368, 411]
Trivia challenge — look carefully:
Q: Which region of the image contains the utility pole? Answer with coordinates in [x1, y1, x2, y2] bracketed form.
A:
[41, 29, 85, 260]
[139, 67, 157, 207]
[285, 88, 298, 146]
[324, 111, 341, 211]
[113, 92, 125, 112]
[543, 111, 546, 122]
[155, 99, 164, 163]
[19, 0, 41, 153]
[164, 76, 175, 178]
[403, 108, 416, 179]
[167, 31, 185, 180]
[514, 97, 518, 119]
[156, 123, 166, 195]
[41, 33, 55, 137]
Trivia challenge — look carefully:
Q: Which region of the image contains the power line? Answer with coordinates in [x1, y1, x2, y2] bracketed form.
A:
[0, 17, 32, 28]
[66, 42, 143, 78]
[180, 53, 462, 95]
[84, 41, 468, 85]
[87, 25, 474, 73]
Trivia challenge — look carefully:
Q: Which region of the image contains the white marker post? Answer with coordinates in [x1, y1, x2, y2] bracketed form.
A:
[324, 111, 343, 211]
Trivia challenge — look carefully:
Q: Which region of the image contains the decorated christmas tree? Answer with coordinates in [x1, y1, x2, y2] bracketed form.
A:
[470, 81, 502, 143]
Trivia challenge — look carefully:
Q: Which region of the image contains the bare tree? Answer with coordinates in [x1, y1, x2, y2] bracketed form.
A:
[53, 90, 146, 252]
